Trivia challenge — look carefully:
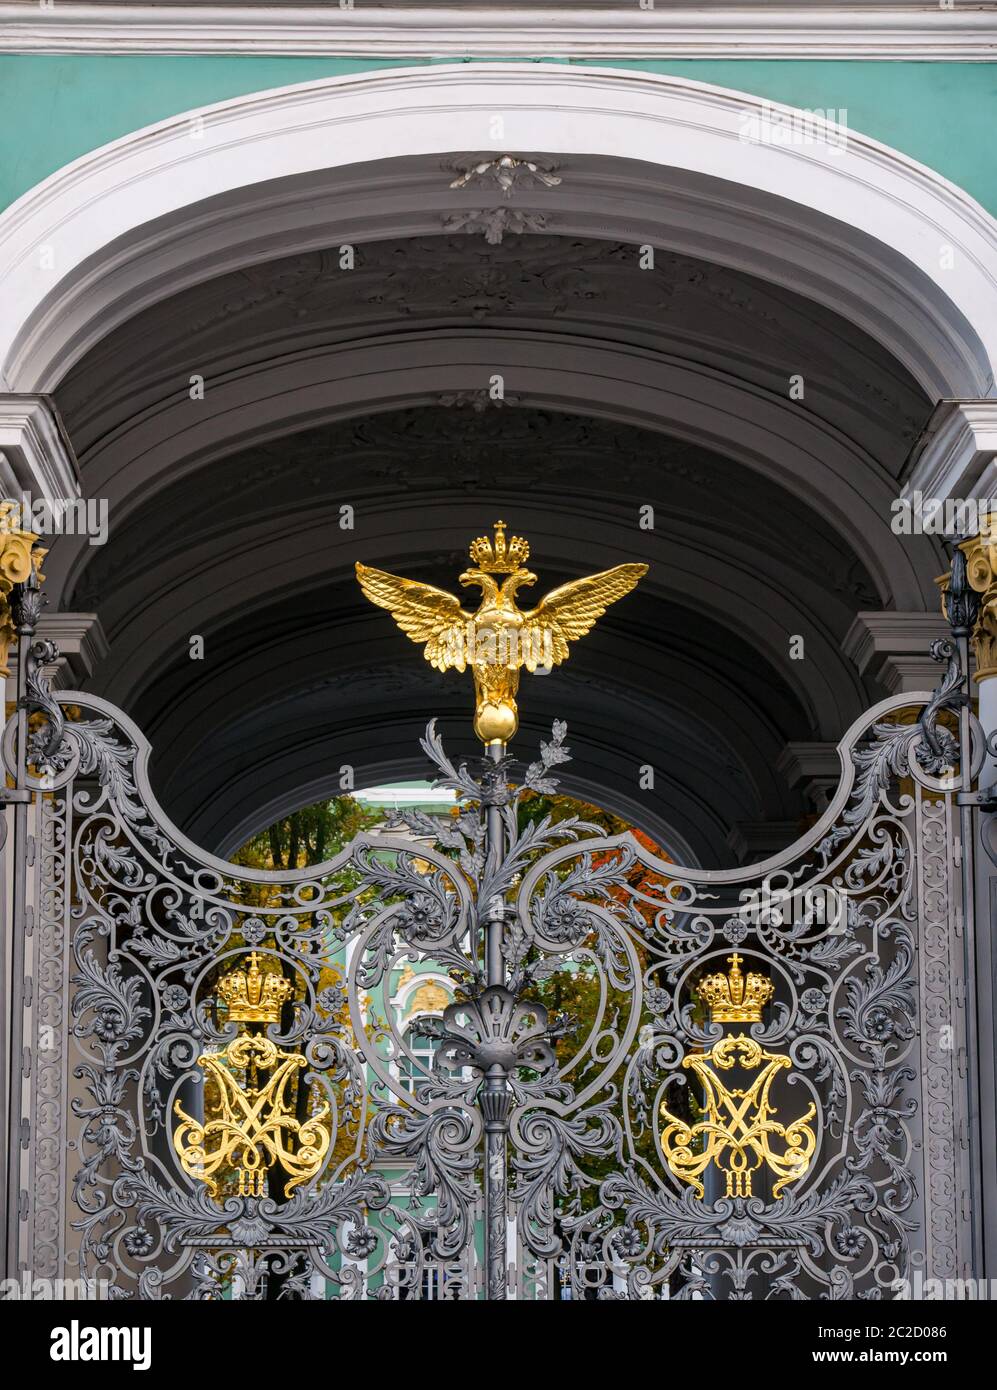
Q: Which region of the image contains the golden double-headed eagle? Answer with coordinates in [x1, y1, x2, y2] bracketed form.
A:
[355, 522, 647, 745]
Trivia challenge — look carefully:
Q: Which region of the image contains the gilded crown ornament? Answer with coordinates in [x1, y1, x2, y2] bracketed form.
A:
[468, 521, 530, 573]
[355, 521, 648, 745]
[698, 954, 775, 1024]
[217, 952, 294, 1025]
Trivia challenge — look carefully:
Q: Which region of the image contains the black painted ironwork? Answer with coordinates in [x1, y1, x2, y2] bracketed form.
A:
[0, 597, 985, 1298]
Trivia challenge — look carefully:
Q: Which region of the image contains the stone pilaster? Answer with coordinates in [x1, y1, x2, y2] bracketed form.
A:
[0, 396, 79, 506]
[726, 821, 802, 866]
[0, 395, 82, 681]
[777, 742, 842, 812]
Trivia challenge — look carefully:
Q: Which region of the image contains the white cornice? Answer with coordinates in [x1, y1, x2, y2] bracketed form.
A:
[1, 4, 996, 61]
[843, 611, 951, 692]
[902, 399, 997, 500]
[6, 612, 109, 689]
[0, 395, 81, 503]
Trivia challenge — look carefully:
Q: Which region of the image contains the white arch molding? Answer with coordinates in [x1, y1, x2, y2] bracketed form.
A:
[0, 64, 995, 399]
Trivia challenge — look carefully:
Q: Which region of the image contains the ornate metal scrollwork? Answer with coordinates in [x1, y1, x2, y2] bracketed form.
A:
[4, 549, 981, 1299]
[429, 987, 556, 1077]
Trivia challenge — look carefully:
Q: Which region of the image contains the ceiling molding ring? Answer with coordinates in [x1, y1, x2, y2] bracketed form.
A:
[45, 332, 942, 612]
[41, 161, 976, 402]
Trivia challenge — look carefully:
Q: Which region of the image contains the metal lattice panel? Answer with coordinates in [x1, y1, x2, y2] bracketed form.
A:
[4, 622, 980, 1298]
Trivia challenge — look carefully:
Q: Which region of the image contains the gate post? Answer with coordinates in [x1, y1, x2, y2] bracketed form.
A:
[0, 516, 45, 1281]
[945, 543, 986, 1278]
[951, 518, 997, 1279]
[482, 739, 510, 1301]
[946, 524, 997, 1278]
[975, 807, 997, 1278]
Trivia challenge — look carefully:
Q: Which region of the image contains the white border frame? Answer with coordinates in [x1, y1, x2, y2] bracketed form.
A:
[0, 3, 995, 61]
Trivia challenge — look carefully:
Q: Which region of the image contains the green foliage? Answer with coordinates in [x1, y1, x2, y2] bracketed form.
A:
[233, 797, 382, 872]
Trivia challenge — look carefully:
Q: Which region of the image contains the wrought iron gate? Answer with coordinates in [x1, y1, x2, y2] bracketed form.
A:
[0, 574, 986, 1299]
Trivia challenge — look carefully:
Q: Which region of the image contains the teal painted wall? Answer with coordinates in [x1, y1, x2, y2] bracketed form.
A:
[1, 55, 995, 215]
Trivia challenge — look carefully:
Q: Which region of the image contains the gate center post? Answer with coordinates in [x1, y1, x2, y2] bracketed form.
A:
[482, 737, 511, 1300]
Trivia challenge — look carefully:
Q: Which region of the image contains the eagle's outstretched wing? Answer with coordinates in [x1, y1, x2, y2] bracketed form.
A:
[355, 563, 473, 671]
[521, 563, 648, 669]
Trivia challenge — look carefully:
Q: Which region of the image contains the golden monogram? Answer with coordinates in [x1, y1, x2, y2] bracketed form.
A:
[172, 955, 329, 1199]
[659, 957, 816, 1199]
[173, 1034, 331, 1199]
[659, 1035, 817, 1199]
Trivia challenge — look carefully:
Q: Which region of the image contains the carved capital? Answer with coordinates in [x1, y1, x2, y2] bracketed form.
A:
[960, 512, 997, 588]
[973, 613, 997, 682]
[0, 501, 45, 676]
[958, 515, 997, 679]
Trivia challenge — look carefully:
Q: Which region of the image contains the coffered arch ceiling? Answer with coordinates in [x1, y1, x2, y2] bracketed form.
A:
[51, 226, 941, 866]
[51, 231, 937, 603]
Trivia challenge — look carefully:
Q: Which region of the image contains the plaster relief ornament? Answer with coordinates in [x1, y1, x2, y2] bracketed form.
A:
[444, 155, 562, 243]
[355, 521, 647, 745]
[447, 155, 562, 196]
[441, 207, 549, 246]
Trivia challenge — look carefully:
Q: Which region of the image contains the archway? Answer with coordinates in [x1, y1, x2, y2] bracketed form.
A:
[1, 57, 987, 1305]
[1, 62, 976, 863]
[1, 64, 995, 396]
